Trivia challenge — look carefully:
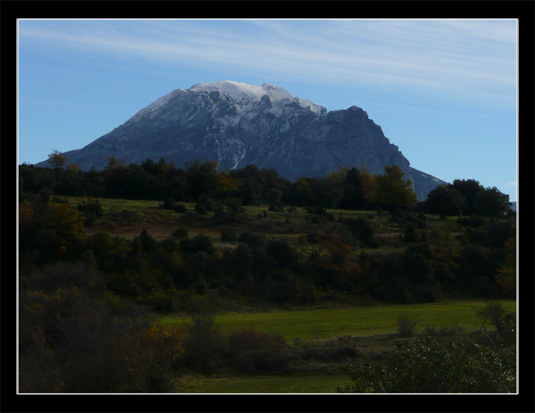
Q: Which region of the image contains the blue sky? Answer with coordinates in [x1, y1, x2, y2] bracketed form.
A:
[17, 19, 517, 201]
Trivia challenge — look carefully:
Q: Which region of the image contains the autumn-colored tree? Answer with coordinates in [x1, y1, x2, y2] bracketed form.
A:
[51, 202, 86, 241]
[308, 234, 361, 291]
[216, 171, 242, 197]
[48, 150, 66, 169]
[19, 200, 34, 225]
[120, 322, 186, 389]
[50, 202, 86, 258]
[65, 162, 81, 173]
[105, 156, 119, 170]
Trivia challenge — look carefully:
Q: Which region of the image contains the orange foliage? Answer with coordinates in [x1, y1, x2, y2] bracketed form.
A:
[217, 172, 242, 194]
[19, 201, 34, 224]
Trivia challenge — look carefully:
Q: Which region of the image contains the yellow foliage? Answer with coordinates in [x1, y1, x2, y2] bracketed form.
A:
[217, 172, 242, 194]
[294, 177, 311, 193]
[50, 202, 86, 241]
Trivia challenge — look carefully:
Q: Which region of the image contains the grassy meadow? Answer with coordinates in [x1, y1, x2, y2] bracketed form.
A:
[160, 300, 516, 341]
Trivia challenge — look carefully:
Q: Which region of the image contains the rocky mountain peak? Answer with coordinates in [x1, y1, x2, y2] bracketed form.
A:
[37, 81, 445, 200]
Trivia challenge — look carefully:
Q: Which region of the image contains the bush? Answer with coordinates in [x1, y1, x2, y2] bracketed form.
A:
[172, 227, 188, 238]
[397, 313, 417, 337]
[225, 327, 292, 374]
[474, 301, 515, 344]
[338, 337, 515, 393]
[161, 198, 176, 210]
[179, 233, 215, 255]
[77, 198, 104, 217]
[174, 204, 187, 213]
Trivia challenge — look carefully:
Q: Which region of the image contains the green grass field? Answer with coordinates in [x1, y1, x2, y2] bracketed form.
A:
[161, 299, 516, 341]
[164, 299, 515, 393]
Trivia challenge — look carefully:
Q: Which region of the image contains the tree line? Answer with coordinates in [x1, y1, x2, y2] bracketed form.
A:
[22, 154, 513, 218]
[19, 156, 516, 309]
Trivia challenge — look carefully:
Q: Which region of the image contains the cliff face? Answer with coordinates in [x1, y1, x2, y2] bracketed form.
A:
[39, 81, 445, 200]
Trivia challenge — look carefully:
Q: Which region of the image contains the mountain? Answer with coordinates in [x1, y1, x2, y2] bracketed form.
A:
[38, 80, 445, 200]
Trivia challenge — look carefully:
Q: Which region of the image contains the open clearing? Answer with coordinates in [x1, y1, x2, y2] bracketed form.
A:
[164, 299, 515, 393]
[160, 299, 516, 341]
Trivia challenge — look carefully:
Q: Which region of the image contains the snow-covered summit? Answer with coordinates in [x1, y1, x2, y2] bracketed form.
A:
[190, 80, 268, 102]
[188, 80, 325, 115]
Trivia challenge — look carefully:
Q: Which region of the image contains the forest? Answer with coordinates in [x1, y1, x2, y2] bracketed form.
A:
[18, 155, 516, 393]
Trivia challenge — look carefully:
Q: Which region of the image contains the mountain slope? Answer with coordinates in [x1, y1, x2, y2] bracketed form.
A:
[38, 80, 445, 200]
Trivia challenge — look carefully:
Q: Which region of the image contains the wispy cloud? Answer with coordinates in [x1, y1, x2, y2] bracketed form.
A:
[18, 19, 517, 104]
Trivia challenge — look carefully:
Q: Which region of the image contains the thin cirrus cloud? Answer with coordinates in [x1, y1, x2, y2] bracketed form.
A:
[18, 19, 517, 104]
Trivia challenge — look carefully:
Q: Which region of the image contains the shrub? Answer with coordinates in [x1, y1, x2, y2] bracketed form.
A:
[338, 337, 515, 393]
[179, 233, 215, 255]
[174, 204, 187, 213]
[172, 227, 188, 238]
[77, 198, 104, 217]
[474, 301, 515, 344]
[397, 313, 417, 337]
[161, 198, 176, 210]
[225, 327, 292, 374]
